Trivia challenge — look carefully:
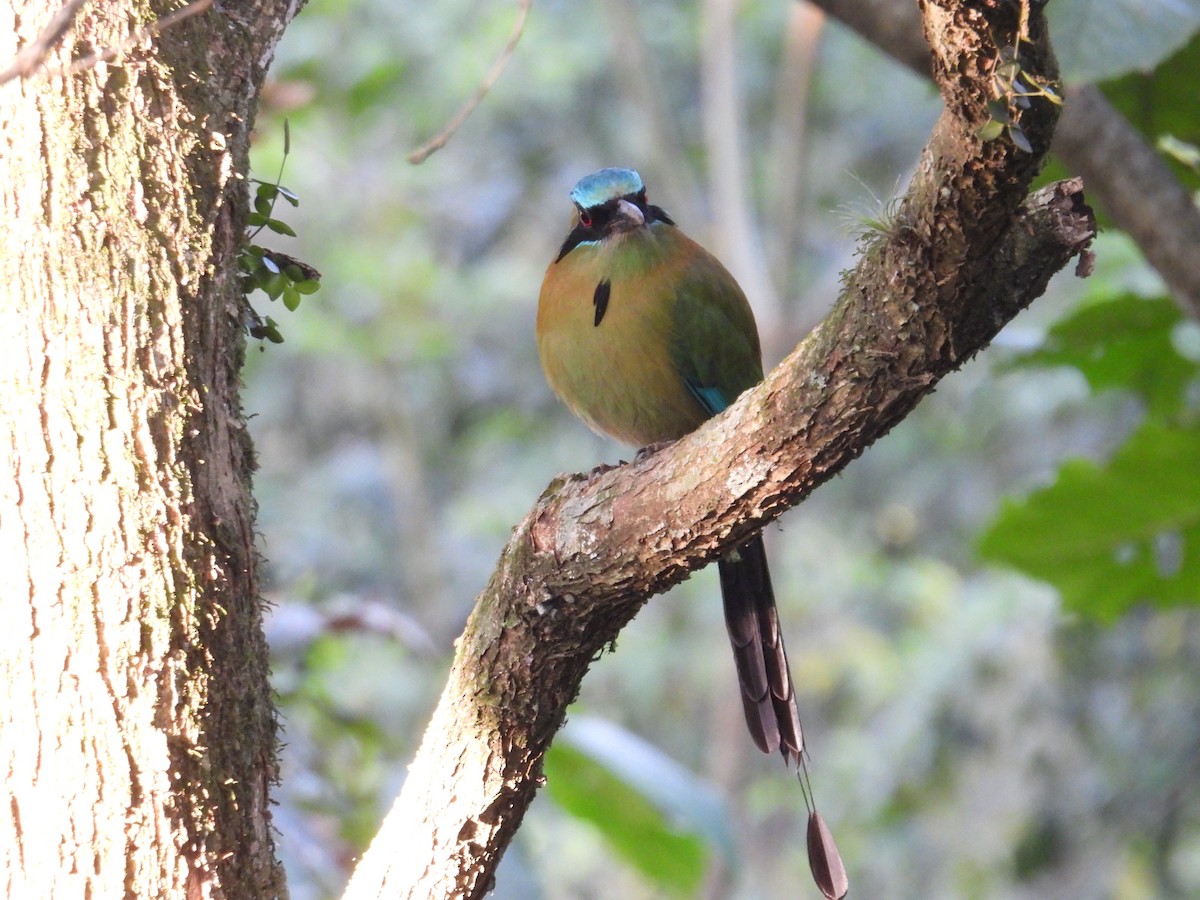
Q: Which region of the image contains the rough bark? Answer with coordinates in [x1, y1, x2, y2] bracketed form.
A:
[807, 0, 1200, 317]
[1, 0, 300, 895]
[344, 2, 1094, 898]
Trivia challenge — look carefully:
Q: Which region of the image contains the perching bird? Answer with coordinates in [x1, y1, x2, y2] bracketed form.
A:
[536, 167, 803, 767]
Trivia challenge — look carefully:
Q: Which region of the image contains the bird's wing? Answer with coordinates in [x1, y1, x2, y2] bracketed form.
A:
[667, 249, 764, 415]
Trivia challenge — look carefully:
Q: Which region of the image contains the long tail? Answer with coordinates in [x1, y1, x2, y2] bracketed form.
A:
[717, 533, 803, 766]
[720, 535, 849, 899]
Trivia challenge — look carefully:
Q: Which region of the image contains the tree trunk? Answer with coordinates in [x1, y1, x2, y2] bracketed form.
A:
[1, 0, 298, 895]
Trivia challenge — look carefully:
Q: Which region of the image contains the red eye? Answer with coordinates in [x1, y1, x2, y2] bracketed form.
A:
[579, 211, 593, 228]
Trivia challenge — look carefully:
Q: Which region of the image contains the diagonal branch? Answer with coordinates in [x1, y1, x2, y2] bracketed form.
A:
[806, 0, 1200, 317]
[0, 0, 87, 84]
[62, 0, 213, 76]
[407, 0, 531, 164]
[0, 0, 216, 84]
[343, 2, 1094, 898]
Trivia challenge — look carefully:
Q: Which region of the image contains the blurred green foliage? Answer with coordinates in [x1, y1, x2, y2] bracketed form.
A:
[1006, 295, 1195, 418]
[1102, 37, 1200, 192]
[244, 2, 1200, 898]
[981, 417, 1200, 619]
[544, 734, 711, 896]
[979, 260, 1200, 621]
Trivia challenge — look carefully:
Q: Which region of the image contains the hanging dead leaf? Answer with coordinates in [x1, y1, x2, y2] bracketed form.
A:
[807, 810, 848, 899]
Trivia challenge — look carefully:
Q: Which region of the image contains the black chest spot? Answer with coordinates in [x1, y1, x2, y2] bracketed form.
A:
[593, 280, 611, 327]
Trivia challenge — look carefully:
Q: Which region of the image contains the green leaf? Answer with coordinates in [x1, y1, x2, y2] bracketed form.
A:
[1008, 124, 1033, 153]
[282, 286, 301, 311]
[254, 194, 273, 217]
[1048, 0, 1200, 83]
[247, 211, 268, 227]
[1005, 294, 1194, 417]
[978, 119, 1005, 142]
[1102, 38, 1200, 191]
[277, 185, 300, 206]
[294, 278, 321, 295]
[986, 99, 1012, 124]
[979, 420, 1200, 620]
[267, 218, 298, 237]
[544, 718, 731, 895]
[262, 272, 288, 300]
[249, 315, 284, 343]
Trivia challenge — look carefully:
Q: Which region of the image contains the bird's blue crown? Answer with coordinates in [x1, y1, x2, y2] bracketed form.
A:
[569, 167, 645, 209]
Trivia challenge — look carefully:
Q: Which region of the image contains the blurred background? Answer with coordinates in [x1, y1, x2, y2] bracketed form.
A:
[241, 1, 1200, 897]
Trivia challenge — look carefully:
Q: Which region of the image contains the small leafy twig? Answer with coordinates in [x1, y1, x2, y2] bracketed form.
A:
[979, 5, 1062, 153]
[247, 121, 298, 241]
[0, 0, 87, 84]
[240, 120, 321, 343]
[1, 0, 215, 85]
[63, 0, 213, 76]
[0, 0, 217, 85]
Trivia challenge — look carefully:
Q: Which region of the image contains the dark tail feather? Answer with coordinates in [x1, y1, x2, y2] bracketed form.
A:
[717, 533, 803, 766]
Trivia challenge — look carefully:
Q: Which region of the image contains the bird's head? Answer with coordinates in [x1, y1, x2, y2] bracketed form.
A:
[554, 167, 674, 262]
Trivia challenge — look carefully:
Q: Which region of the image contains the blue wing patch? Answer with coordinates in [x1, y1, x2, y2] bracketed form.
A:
[685, 380, 729, 416]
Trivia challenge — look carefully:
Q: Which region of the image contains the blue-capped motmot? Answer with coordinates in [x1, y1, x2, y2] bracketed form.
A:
[536, 167, 803, 766]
